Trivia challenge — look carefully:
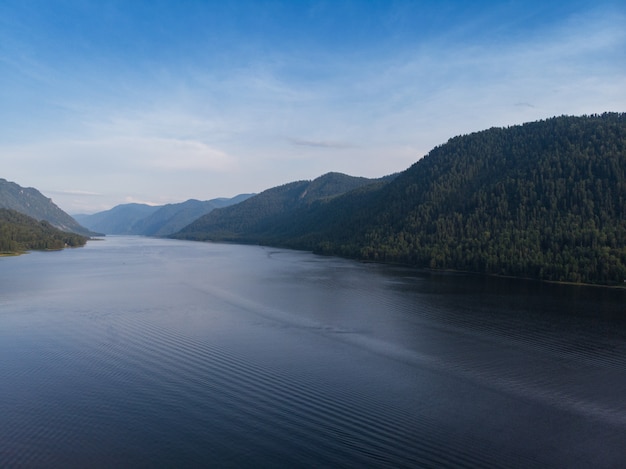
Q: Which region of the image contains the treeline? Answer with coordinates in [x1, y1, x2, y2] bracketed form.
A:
[0, 208, 88, 253]
[175, 113, 626, 285]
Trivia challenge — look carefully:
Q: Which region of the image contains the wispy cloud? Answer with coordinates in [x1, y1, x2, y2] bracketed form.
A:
[515, 102, 536, 109]
[123, 196, 163, 206]
[47, 189, 102, 197]
[1, 1, 624, 214]
[5, 137, 237, 173]
[288, 138, 355, 149]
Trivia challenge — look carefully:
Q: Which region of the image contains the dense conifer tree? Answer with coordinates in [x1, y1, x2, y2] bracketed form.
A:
[0, 209, 88, 254]
[175, 114, 626, 285]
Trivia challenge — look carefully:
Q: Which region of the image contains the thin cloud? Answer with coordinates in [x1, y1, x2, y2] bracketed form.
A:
[112, 137, 238, 172]
[1, 1, 624, 214]
[47, 189, 102, 197]
[288, 138, 355, 149]
[123, 196, 163, 206]
[6, 137, 237, 173]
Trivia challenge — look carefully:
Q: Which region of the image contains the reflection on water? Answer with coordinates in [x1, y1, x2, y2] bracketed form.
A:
[0, 236, 625, 468]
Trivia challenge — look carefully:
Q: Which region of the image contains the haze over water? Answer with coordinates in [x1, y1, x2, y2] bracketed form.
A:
[1, 236, 625, 467]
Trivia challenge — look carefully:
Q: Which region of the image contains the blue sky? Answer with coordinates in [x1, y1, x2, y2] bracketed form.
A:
[1, 0, 625, 214]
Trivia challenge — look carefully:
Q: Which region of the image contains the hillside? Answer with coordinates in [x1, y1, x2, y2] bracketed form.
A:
[0, 208, 88, 254]
[175, 172, 392, 241]
[0, 179, 94, 236]
[76, 194, 254, 236]
[175, 113, 626, 285]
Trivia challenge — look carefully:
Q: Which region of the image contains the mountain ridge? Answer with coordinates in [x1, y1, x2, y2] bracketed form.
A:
[174, 113, 626, 285]
[176, 172, 394, 242]
[0, 178, 94, 236]
[75, 194, 254, 235]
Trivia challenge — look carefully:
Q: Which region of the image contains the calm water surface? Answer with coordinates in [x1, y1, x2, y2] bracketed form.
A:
[1, 236, 625, 468]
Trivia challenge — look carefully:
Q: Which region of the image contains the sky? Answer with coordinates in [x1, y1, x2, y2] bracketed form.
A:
[1, 0, 625, 214]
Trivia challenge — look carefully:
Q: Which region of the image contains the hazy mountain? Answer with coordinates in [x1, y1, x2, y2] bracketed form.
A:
[131, 194, 254, 236]
[174, 113, 626, 285]
[76, 194, 254, 235]
[74, 204, 161, 235]
[0, 178, 93, 236]
[174, 172, 395, 242]
[0, 208, 88, 253]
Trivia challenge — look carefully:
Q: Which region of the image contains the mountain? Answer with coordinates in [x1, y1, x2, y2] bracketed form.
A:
[0, 208, 88, 253]
[76, 194, 254, 235]
[74, 203, 161, 235]
[131, 194, 254, 236]
[0, 178, 94, 236]
[174, 113, 626, 285]
[175, 172, 394, 242]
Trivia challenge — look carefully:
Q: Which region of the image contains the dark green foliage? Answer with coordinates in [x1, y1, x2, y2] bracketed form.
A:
[350, 113, 626, 284]
[0, 209, 88, 253]
[0, 178, 94, 236]
[175, 113, 626, 285]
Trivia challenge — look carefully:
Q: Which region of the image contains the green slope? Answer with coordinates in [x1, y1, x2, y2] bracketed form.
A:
[0, 178, 94, 236]
[0, 208, 88, 254]
[175, 113, 626, 285]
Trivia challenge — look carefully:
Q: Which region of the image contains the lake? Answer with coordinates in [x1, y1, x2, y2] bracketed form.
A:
[1, 236, 625, 468]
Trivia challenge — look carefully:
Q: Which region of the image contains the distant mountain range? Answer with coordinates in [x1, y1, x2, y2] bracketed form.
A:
[175, 172, 395, 242]
[0, 176, 253, 252]
[174, 113, 626, 285]
[74, 203, 159, 235]
[74, 194, 253, 236]
[0, 178, 94, 236]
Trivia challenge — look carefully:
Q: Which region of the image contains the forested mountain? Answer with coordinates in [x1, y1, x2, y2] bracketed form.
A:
[175, 113, 626, 285]
[0, 208, 88, 254]
[75, 194, 254, 235]
[0, 178, 93, 236]
[175, 172, 393, 242]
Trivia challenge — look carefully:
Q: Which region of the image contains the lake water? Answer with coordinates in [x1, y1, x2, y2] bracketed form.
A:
[1, 236, 625, 468]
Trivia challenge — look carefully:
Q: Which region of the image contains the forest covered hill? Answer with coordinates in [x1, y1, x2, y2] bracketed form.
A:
[0, 208, 88, 254]
[0, 178, 93, 236]
[174, 113, 626, 285]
